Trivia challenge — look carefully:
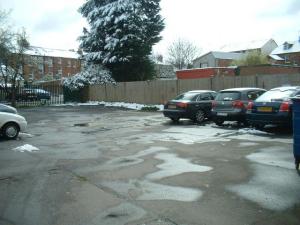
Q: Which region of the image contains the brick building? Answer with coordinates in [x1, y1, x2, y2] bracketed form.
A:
[23, 46, 82, 82]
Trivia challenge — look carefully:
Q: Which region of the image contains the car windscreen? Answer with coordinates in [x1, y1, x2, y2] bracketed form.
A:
[174, 92, 198, 101]
[215, 92, 240, 101]
[256, 89, 297, 102]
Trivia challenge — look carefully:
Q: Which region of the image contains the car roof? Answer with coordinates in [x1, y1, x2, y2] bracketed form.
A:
[220, 87, 266, 92]
[269, 86, 300, 91]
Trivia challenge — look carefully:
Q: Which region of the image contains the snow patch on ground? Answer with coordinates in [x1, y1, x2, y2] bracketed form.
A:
[227, 147, 300, 211]
[227, 164, 300, 211]
[13, 144, 39, 152]
[54, 101, 164, 111]
[146, 153, 213, 180]
[239, 142, 259, 147]
[102, 180, 203, 202]
[117, 124, 292, 146]
[19, 133, 34, 138]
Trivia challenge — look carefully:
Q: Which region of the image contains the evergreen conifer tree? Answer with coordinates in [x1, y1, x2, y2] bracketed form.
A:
[79, 0, 164, 82]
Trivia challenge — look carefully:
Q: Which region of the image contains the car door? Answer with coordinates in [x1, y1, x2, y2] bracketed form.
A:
[189, 93, 212, 115]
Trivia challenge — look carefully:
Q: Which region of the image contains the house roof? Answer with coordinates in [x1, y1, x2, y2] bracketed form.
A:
[271, 40, 300, 55]
[26, 46, 80, 59]
[269, 54, 284, 61]
[218, 39, 274, 52]
[194, 51, 244, 62]
[211, 51, 244, 60]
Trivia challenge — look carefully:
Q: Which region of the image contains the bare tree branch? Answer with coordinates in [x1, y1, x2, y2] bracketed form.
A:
[166, 38, 201, 70]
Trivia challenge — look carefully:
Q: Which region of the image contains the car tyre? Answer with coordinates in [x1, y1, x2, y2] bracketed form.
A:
[195, 110, 205, 124]
[253, 124, 264, 130]
[296, 160, 299, 170]
[2, 122, 20, 140]
[170, 117, 179, 123]
[214, 118, 224, 126]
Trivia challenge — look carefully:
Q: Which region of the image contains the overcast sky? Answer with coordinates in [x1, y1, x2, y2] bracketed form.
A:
[0, 0, 299, 56]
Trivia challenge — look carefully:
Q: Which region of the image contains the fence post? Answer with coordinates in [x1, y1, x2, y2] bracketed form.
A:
[255, 74, 258, 88]
[104, 83, 108, 102]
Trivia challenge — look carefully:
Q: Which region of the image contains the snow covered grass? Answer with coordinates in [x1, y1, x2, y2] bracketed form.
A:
[54, 101, 164, 111]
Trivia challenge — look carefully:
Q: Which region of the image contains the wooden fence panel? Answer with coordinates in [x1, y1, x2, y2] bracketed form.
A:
[87, 74, 300, 104]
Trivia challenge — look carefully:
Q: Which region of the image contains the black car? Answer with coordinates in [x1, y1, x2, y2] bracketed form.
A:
[14, 88, 51, 101]
[211, 88, 266, 126]
[247, 86, 300, 128]
[163, 90, 217, 123]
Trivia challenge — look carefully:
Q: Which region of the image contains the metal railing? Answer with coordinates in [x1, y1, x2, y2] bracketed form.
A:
[0, 84, 64, 107]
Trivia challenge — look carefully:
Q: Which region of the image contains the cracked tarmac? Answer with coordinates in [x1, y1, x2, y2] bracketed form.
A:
[0, 105, 299, 225]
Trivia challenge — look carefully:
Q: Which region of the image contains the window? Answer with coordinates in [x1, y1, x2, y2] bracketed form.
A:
[48, 58, 53, 67]
[57, 58, 62, 64]
[67, 60, 71, 67]
[200, 63, 208, 68]
[197, 93, 212, 101]
[38, 64, 44, 74]
[247, 90, 265, 101]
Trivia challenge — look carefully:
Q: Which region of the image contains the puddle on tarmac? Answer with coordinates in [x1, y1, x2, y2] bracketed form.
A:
[227, 147, 300, 211]
[102, 180, 203, 202]
[101, 147, 169, 170]
[146, 153, 212, 180]
[74, 123, 90, 127]
[141, 218, 178, 225]
[91, 202, 146, 225]
[76, 147, 169, 174]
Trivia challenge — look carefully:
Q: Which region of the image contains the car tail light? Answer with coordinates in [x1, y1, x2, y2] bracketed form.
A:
[232, 100, 245, 109]
[212, 100, 217, 109]
[279, 101, 291, 112]
[247, 101, 254, 111]
[177, 102, 188, 108]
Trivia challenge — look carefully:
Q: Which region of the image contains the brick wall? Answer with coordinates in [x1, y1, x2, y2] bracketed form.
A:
[176, 68, 236, 79]
[239, 65, 300, 76]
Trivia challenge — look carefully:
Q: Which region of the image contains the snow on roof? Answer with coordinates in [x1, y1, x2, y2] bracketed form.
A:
[269, 54, 284, 61]
[271, 40, 300, 55]
[26, 46, 80, 59]
[211, 51, 245, 60]
[218, 39, 272, 52]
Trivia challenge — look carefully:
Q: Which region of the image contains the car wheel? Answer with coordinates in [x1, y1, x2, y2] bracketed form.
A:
[2, 122, 20, 140]
[242, 120, 249, 127]
[215, 119, 224, 126]
[296, 160, 299, 170]
[253, 124, 264, 130]
[170, 117, 179, 123]
[195, 110, 205, 124]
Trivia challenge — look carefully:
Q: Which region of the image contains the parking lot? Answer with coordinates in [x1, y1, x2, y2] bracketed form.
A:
[0, 105, 300, 225]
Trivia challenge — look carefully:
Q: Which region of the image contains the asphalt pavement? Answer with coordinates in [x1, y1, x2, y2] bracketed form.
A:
[0, 105, 299, 225]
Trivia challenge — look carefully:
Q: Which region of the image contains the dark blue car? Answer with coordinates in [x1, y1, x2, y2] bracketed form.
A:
[246, 86, 300, 128]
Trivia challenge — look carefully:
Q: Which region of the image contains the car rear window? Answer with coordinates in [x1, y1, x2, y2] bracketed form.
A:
[174, 92, 198, 100]
[256, 89, 297, 102]
[215, 92, 240, 101]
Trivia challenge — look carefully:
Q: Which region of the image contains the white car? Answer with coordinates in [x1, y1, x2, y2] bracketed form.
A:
[0, 104, 27, 139]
